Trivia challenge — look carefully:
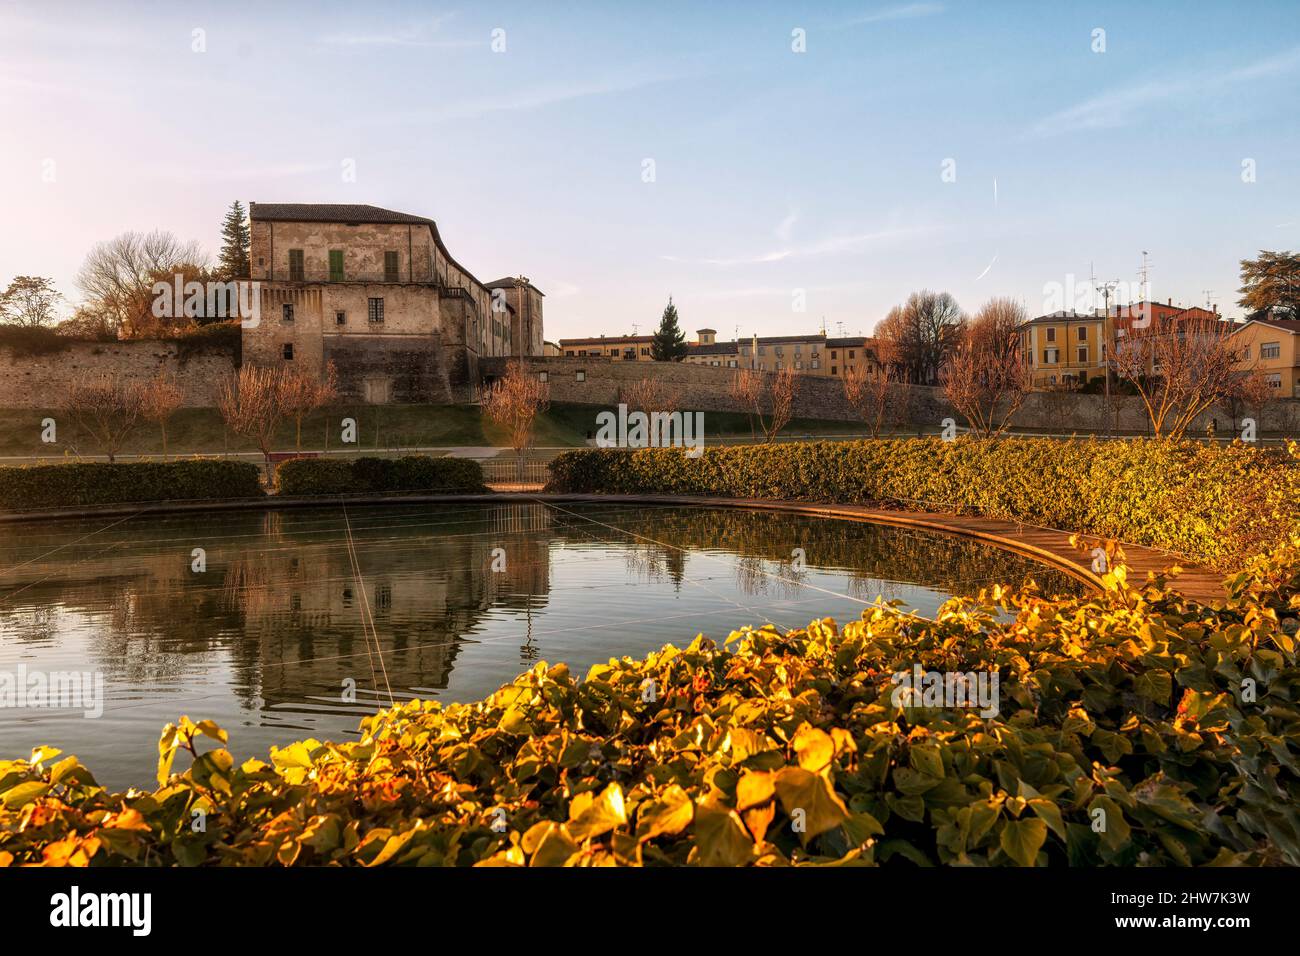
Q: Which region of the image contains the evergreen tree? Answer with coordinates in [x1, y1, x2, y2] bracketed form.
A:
[217, 201, 251, 279]
[651, 296, 688, 362]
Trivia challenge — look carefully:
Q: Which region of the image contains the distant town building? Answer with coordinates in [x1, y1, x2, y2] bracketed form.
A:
[1230, 315, 1300, 398]
[559, 327, 879, 377]
[1020, 300, 1223, 390]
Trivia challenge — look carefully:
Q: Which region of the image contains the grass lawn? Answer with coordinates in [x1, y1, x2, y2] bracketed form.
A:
[0, 402, 877, 461]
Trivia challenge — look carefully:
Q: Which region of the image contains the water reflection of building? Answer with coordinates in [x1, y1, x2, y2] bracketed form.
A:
[0, 504, 556, 709]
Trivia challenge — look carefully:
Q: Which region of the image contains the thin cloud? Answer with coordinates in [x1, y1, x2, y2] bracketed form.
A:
[1029, 44, 1300, 138]
[317, 16, 475, 49]
[662, 225, 939, 266]
[774, 207, 799, 241]
[844, 3, 945, 26]
[143, 161, 337, 183]
[375, 72, 686, 124]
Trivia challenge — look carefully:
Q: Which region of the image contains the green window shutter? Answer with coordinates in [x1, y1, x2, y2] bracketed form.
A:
[384, 251, 399, 282]
[288, 249, 304, 280]
[329, 250, 344, 281]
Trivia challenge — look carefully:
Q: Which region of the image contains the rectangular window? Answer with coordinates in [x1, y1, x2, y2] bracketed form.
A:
[848, 350, 855, 358]
[830, 350, 837, 359]
[538, 371, 549, 383]
[811, 359, 820, 369]
[384, 251, 400, 282]
[727, 360, 737, 368]
[282, 343, 294, 360]
[288, 249, 304, 281]
[794, 361, 802, 369]
[1077, 326, 1088, 340]
[576, 370, 586, 382]
[1044, 348, 1059, 364]
[329, 250, 344, 282]
[1045, 327, 1056, 343]
[282, 303, 294, 323]
[335, 311, 346, 326]
[1261, 341, 1281, 359]
[1266, 372, 1281, 388]
[368, 297, 384, 323]
[1077, 346, 1088, 362]
[831, 366, 838, 375]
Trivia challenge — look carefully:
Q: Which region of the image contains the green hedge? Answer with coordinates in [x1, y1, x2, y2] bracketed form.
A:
[275, 455, 487, 496]
[2, 540, 1298, 866]
[546, 438, 1300, 570]
[0, 459, 264, 511]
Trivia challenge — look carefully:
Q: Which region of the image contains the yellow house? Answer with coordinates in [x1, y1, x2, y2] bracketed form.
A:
[1019, 311, 1110, 389]
[1229, 316, 1300, 398]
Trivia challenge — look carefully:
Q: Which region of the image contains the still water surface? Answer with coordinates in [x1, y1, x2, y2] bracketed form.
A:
[0, 502, 1084, 788]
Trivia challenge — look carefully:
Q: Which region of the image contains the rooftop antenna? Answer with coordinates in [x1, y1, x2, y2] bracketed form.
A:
[1203, 289, 1216, 311]
[1139, 251, 1151, 303]
[1093, 276, 1121, 439]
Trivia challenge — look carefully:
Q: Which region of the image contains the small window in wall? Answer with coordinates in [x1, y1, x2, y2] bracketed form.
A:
[329, 250, 345, 282]
[282, 343, 294, 360]
[831, 366, 838, 375]
[538, 371, 549, 383]
[282, 303, 294, 322]
[368, 297, 384, 323]
[288, 249, 304, 281]
[335, 311, 346, 326]
[575, 370, 586, 382]
[727, 360, 737, 368]
[384, 251, 400, 282]
[1045, 327, 1056, 343]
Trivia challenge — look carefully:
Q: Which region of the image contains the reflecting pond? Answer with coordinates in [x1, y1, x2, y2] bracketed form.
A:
[0, 502, 1085, 788]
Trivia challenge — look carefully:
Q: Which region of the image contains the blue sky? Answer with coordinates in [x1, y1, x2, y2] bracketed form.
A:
[1, 0, 1297, 339]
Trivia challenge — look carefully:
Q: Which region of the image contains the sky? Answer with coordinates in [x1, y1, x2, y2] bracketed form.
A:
[1, 0, 1298, 341]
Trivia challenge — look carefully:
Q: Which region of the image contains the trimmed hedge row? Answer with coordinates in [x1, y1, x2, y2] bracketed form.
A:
[546, 438, 1300, 570]
[2, 540, 1298, 866]
[0, 459, 264, 512]
[275, 455, 487, 496]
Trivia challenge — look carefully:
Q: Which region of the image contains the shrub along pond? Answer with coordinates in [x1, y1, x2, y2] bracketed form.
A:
[0, 501, 1081, 791]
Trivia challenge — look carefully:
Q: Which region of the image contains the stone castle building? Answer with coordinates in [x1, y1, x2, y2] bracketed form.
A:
[244, 203, 544, 403]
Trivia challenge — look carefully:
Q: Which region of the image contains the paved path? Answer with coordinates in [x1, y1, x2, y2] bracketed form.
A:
[0, 491, 1226, 602]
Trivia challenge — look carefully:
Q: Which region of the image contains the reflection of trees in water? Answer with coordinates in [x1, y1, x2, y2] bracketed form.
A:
[554, 507, 1082, 599]
[734, 554, 807, 602]
[622, 544, 686, 590]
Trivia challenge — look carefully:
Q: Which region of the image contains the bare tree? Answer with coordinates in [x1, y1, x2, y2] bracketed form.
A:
[623, 376, 680, 417]
[0, 276, 62, 328]
[843, 340, 904, 438]
[280, 362, 338, 451]
[730, 366, 799, 443]
[1113, 313, 1242, 439]
[76, 231, 208, 337]
[218, 365, 290, 479]
[1222, 369, 1274, 436]
[139, 372, 185, 459]
[875, 290, 964, 385]
[61, 372, 146, 462]
[943, 298, 1031, 439]
[481, 361, 550, 476]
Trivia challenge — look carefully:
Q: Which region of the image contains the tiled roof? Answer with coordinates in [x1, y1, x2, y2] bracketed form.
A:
[688, 342, 739, 355]
[249, 203, 434, 225]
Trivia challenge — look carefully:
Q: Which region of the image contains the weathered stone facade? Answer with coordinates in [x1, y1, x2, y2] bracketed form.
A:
[0, 340, 236, 408]
[244, 203, 543, 404]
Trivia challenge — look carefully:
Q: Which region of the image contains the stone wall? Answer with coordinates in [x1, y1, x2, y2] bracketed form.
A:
[481, 356, 1300, 436]
[0, 340, 236, 408]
